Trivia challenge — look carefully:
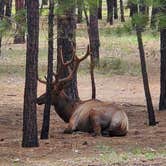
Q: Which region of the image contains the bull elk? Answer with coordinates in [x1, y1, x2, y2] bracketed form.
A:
[37, 45, 129, 136]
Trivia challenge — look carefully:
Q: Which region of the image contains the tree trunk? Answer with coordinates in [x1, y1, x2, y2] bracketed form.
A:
[159, 29, 166, 110]
[89, 1, 100, 65]
[0, 0, 5, 56]
[114, 0, 118, 19]
[14, 0, 25, 44]
[98, 0, 102, 19]
[136, 27, 156, 126]
[128, 1, 138, 17]
[139, 0, 148, 15]
[90, 50, 96, 99]
[42, 0, 48, 5]
[120, 0, 125, 22]
[57, 0, 79, 101]
[107, 0, 114, 25]
[5, 0, 12, 17]
[150, 5, 159, 29]
[0, 37, 2, 57]
[22, 0, 39, 147]
[40, 0, 54, 139]
[77, 0, 83, 23]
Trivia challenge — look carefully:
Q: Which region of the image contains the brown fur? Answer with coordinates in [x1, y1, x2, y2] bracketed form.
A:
[37, 92, 129, 136]
[64, 100, 128, 136]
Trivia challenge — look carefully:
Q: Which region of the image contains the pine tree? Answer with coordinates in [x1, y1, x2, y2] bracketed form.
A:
[22, 0, 39, 147]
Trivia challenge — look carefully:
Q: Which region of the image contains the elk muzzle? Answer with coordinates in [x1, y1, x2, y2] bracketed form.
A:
[36, 93, 47, 105]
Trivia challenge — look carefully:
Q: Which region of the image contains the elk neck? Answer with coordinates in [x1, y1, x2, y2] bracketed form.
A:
[52, 91, 77, 123]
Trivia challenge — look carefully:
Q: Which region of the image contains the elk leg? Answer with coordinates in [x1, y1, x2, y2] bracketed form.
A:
[89, 109, 101, 136]
[64, 118, 77, 134]
[64, 124, 73, 134]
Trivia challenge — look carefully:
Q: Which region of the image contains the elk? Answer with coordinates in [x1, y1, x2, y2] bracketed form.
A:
[37, 45, 129, 136]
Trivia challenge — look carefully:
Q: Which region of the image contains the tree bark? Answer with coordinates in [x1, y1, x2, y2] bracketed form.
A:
[128, 0, 138, 17]
[107, 0, 114, 25]
[57, 0, 79, 101]
[40, 0, 54, 139]
[0, 0, 5, 56]
[90, 50, 96, 99]
[139, 0, 148, 15]
[150, 5, 159, 29]
[77, 0, 83, 23]
[89, 0, 100, 65]
[14, 0, 25, 44]
[98, 0, 102, 19]
[136, 27, 156, 126]
[114, 0, 118, 19]
[120, 0, 125, 22]
[42, 0, 48, 5]
[22, 0, 39, 147]
[5, 0, 12, 17]
[159, 29, 166, 110]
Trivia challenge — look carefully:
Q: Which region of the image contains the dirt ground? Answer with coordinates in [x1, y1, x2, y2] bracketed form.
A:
[0, 32, 165, 165]
[0, 71, 166, 166]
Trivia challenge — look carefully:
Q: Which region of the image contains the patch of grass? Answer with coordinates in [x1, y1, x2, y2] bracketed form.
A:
[95, 145, 128, 165]
[132, 147, 143, 155]
[96, 144, 113, 152]
[98, 57, 141, 76]
[0, 50, 141, 77]
[0, 64, 25, 77]
[95, 145, 166, 165]
[79, 57, 141, 76]
[144, 152, 156, 160]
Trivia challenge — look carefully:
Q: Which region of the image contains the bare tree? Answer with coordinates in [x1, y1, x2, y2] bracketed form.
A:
[22, 0, 39, 147]
[40, 0, 54, 139]
[136, 26, 156, 126]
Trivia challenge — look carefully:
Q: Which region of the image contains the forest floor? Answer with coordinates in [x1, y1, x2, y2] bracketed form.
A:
[0, 73, 166, 166]
[0, 28, 166, 165]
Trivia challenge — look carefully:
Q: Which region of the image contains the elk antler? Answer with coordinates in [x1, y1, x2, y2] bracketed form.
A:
[59, 46, 74, 67]
[75, 45, 90, 62]
[57, 44, 91, 85]
[38, 77, 47, 84]
[38, 45, 91, 86]
[53, 72, 59, 82]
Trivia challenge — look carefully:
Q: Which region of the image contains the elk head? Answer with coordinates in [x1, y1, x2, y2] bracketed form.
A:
[37, 45, 91, 105]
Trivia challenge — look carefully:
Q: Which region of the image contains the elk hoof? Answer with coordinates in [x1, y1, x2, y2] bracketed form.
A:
[91, 132, 101, 137]
[64, 128, 73, 134]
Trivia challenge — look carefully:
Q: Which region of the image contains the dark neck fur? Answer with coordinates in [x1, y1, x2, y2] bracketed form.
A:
[53, 92, 76, 122]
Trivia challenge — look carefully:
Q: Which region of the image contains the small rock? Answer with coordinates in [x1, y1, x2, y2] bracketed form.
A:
[82, 141, 88, 145]
[134, 131, 140, 135]
[13, 158, 20, 162]
[74, 149, 79, 153]
[45, 141, 49, 145]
